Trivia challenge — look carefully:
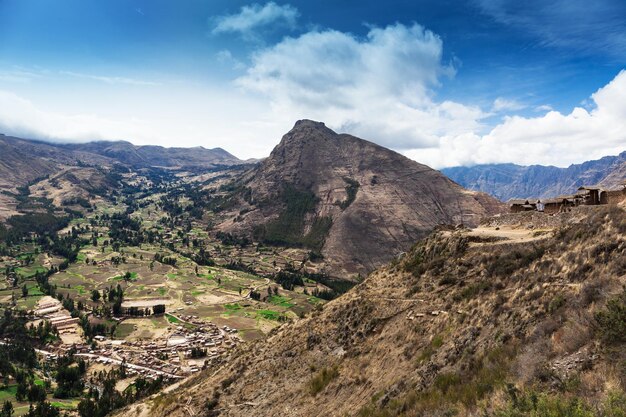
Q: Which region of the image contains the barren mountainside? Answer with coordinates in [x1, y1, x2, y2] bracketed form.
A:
[62, 141, 242, 168]
[117, 205, 626, 417]
[219, 120, 504, 278]
[0, 134, 112, 189]
[442, 151, 626, 201]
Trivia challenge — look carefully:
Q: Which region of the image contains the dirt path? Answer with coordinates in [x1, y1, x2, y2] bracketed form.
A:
[465, 226, 551, 245]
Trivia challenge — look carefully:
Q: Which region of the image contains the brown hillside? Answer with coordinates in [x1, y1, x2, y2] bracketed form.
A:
[118, 205, 626, 417]
[219, 120, 504, 279]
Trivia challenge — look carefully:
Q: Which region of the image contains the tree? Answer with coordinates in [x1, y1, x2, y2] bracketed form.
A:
[1, 401, 13, 417]
[24, 401, 59, 417]
[27, 384, 46, 403]
[91, 290, 100, 302]
[15, 382, 27, 402]
[596, 286, 626, 344]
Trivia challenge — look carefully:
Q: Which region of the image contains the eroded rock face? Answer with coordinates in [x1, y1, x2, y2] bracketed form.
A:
[221, 120, 505, 279]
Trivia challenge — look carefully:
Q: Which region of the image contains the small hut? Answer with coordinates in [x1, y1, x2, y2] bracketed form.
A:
[576, 186, 607, 205]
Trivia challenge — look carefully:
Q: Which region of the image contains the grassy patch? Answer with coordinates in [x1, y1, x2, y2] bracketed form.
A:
[113, 323, 135, 339]
[257, 309, 283, 321]
[268, 295, 294, 308]
[359, 344, 515, 416]
[224, 303, 243, 316]
[595, 287, 626, 344]
[112, 272, 138, 282]
[417, 335, 444, 364]
[16, 266, 47, 279]
[50, 400, 79, 410]
[28, 285, 44, 296]
[165, 314, 179, 323]
[307, 366, 339, 395]
[489, 389, 626, 417]
[307, 296, 324, 305]
[0, 384, 17, 401]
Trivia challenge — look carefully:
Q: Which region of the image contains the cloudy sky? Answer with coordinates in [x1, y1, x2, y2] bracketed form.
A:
[0, 0, 625, 168]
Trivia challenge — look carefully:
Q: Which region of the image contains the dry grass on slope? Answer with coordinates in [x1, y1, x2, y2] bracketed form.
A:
[117, 206, 626, 417]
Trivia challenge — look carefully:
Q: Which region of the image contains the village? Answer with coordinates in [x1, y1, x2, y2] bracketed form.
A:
[509, 182, 626, 213]
[29, 296, 242, 381]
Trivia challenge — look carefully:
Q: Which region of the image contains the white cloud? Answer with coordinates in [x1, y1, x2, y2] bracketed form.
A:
[216, 50, 246, 70]
[60, 71, 160, 86]
[475, 0, 626, 59]
[0, 69, 43, 83]
[492, 97, 526, 112]
[212, 2, 299, 37]
[408, 70, 626, 168]
[0, 86, 279, 160]
[0, 90, 152, 142]
[534, 104, 553, 112]
[1, 19, 624, 171]
[236, 23, 485, 149]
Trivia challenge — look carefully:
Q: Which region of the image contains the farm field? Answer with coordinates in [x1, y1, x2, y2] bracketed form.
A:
[0, 166, 338, 416]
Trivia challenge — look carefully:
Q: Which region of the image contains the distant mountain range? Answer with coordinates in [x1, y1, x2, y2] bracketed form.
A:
[0, 134, 243, 188]
[442, 151, 626, 201]
[61, 140, 242, 168]
[0, 124, 505, 278]
[0, 133, 244, 221]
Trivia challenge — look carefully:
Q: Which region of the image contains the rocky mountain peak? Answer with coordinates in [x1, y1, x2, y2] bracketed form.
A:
[220, 121, 505, 279]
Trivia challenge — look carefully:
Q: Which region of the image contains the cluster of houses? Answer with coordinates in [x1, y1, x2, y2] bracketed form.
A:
[29, 297, 242, 380]
[78, 315, 239, 379]
[87, 317, 240, 377]
[34, 297, 80, 331]
[510, 184, 626, 214]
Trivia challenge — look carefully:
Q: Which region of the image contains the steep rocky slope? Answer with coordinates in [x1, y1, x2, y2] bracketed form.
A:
[442, 151, 626, 201]
[117, 205, 626, 417]
[0, 134, 117, 220]
[218, 120, 504, 279]
[0, 134, 112, 190]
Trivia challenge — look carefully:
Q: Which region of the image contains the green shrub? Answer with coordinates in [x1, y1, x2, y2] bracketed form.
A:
[458, 281, 491, 300]
[338, 177, 359, 210]
[548, 294, 566, 313]
[603, 390, 626, 417]
[494, 392, 593, 417]
[490, 388, 626, 417]
[254, 185, 331, 250]
[485, 244, 545, 278]
[307, 366, 339, 395]
[595, 287, 626, 344]
[416, 335, 444, 364]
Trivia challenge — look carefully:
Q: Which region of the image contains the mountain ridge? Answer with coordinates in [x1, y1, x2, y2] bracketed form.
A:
[442, 151, 626, 201]
[217, 120, 505, 279]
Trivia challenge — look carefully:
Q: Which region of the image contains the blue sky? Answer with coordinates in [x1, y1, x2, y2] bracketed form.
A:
[0, 0, 625, 167]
